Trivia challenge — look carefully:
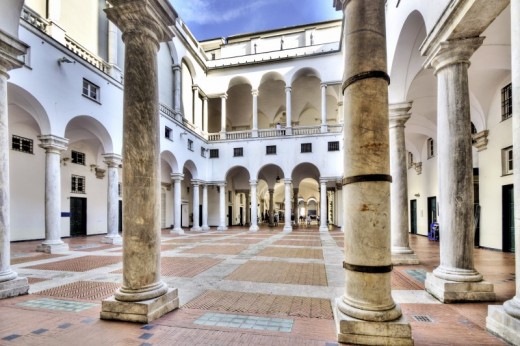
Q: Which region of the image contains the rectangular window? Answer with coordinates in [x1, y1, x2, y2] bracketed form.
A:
[266, 145, 277, 155]
[301, 143, 312, 153]
[228, 191, 232, 203]
[82, 79, 100, 102]
[427, 138, 435, 159]
[209, 149, 219, 158]
[201, 147, 206, 157]
[328, 141, 340, 151]
[71, 150, 86, 165]
[502, 83, 513, 121]
[165, 126, 172, 140]
[188, 139, 194, 151]
[11, 135, 33, 154]
[233, 147, 243, 157]
[118, 182, 121, 197]
[71, 175, 86, 193]
[502, 146, 513, 175]
[408, 152, 414, 169]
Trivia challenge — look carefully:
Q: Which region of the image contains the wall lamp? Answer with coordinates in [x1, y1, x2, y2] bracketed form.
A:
[180, 131, 188, 137]
[57, 56, 75, 65]
[414, 193, 420, 197]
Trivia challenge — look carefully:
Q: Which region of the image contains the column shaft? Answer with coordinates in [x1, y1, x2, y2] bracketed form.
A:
[283, 180, 292, 232]
[293, 188, 299, 226]
[252, 90, 258, 136]
[268, 189, 274, 227]
[285, 87, 292, 135]
[173, 65, 181, 120]
[171, 174, 183, 234]
[201, 184, 209, 231]
[249, 181, 259, 231]
[202, 97, 208, 133]
[102, 154, 122, 244]
[220, 94, 227, 139]
[217, 183, 227, 231]
[389, 103, 419, 264]
[320, 83, 327, 133]
[192, 86, 199, 127]
[319, 180, 328, 232]
[191, 181, 201, 231]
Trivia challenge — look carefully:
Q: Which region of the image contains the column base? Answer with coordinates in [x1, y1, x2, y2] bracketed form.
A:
[190, 226, 202, 232]
[319, 225, 328, 232]
[217, 226, 227, 231]
[487, 305, 520, 346]
[334, 299, 413, 346]
[425, 272, 495, 303]
[102, 234, 122, 245]
[201, 225, 211, 232]
[36, 242, 69, 254]
[0, 276, 29, 299]
[391, 252, 420, 265]
[171, 228, 184, 235]
[101, 287, 179, 323]
[249, 225, 259, 232]
[283, 225, 292, 232]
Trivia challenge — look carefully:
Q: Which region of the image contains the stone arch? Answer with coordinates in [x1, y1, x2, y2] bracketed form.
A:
[257, 164, 285, 189]
[227, 77, 252, 130]
[65, 115, 114, 154]
[291, 68, 322, 126]
[291, 162, 321, 187]
[258, 72, 286, 128]
[225, 165, 251, 191]
[8, 83, 51, 135]
[182, 159, 198, 179]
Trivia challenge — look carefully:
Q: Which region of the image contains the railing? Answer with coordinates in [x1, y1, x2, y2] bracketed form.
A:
[65, 36, 111, 74]
[226, 130, 252, 140]
[208, 133, 221, 141]
[207, 124, 343, 142]
[258, 129, 286, 138]
[160, 103, 176, 120]
[21, 7, 48, 32]
[328, 124, 343, 133]
[292, 126, 321, 136]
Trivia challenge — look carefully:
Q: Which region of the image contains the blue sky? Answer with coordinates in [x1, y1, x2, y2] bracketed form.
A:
[169, 0, 342, 41]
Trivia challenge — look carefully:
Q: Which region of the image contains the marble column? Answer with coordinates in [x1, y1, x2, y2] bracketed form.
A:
[171, 173, 184, 235]
[102, 154, 122, 245]
[249, 180, 259, 232]
[220, 94, 227, 140]
[172, 64, 182, 122]
[37, 135, 69, 254]
[101, 0, 179, 323]
[202, 97, 208, 133]
[285, 86, 293, 135]
[192, 85, 199, 128]
[268, 189, 275, 227]
[319, 179, 328, 232]
[334, 0, 412, 344]
[252, 89, 259, 137]
[424, 37, 495, 303]
[293, 187, 299, 227]
[201, 184, 210, 231]
[190, 180, 201, 231]
[337, 101, 344, 124]
[217, 183, 227, 231]
[245, 192, 250, 225]
[0, 29, 30, 299]
[320, 83, 328, 133]
[283, 179, 292, 232]
[389, 103, 419, 265]
[487, 1, 520, 342]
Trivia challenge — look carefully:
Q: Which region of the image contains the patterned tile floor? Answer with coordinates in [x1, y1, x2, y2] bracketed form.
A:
[0, 226, 516, 345]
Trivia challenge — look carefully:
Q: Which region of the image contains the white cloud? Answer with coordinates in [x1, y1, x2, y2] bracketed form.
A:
[170, 0, 276, 25]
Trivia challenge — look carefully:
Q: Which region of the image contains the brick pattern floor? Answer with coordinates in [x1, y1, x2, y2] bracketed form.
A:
[112, 257, 224, 278]
[27, 277, 48, 284]
[257, 247, 323, 260]
[180, 244, 249, 255]
[183, 290, 333, 319]
[226, 261, 328, 286]
[11, 253, 65, 265]
[272, 239, 322, 247]
[25, 256, 122, 272]
[34, 281, 121, 301]
[214, 238, 264, 244]
[391, 269, 425, 290]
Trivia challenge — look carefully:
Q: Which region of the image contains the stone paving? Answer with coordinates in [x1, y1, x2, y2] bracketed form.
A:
[0, 225, 515, 345]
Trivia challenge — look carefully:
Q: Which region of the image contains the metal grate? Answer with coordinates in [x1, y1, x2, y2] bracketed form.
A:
[413, 315, 433, 323]
[35, 281, 120, 301]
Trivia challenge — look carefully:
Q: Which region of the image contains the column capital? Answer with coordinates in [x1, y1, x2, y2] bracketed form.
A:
[38, 134, 68, 152]
[337, 101, 344, 107]
[170, 173, 184, 181]
[202, 96, 208, 101]
[321, 83, 328, 89]
[191, 179, 201, 186]
[319, 178, 328, 185]
[105, 0, 177, 45]
[249, 179, 258, 186]
[220, 93, 228, 100]
[103, 153, 122, 168]
[283, 178, 292, 185]
[251, 89, 259, 96]
[425, 37, 485, 74]
[0, 31, 28, 73]
[285, 86, 292, 93]
[218, 181, 226, 187]
[389, 102, 412, 127]
[171, 64, 181, 72]
[472, 130, 489, 151]
[334, 0, 349, 11]
[192, 85, 199, 91]
[268, 188, 274, 193]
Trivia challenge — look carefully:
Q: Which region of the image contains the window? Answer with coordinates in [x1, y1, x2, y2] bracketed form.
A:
[118, 182, 121, 197]
[266, 145, 277, 155]
[408, 152, 414, 169]
[209, 149, 219, 158]
[301, 143, 312, 153]
[234, 147, 243, 157]
[328, 141, 340, 151]
[71, 150, 86, 165]
[82, 79, 100, 102]
[228, 191, 232, 203]
[427, 138, 435, 159]
[165, 126, 172, 140]
[502, 146, 513, 175]
[12, 135, 33, 154]
[201, 147, 206, 157]
[71, 175, 86, 193]
[188, 139, 193, 151]
[502, 83, 512, 121]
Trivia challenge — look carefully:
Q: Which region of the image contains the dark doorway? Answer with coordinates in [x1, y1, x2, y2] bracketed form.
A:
[199, 204, 203, 226]
[228, 206, 233, 226]
[410, 199, 417, 234]
[502, 184, 515, 253]
[70, 197, 87, 236]
[239, 207, 243, 226]
[427, 196, 437, 228]
[118, 200, 122, 233]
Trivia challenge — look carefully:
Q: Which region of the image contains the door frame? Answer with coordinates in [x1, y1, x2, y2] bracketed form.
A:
[70, 197, 87, 237]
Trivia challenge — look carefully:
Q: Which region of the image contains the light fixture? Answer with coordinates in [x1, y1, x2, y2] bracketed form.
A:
[180, 131, 188, 137]
[414, 193, 420, 197]
[276, 175, 280, 183]
[57, 56, 75, 65]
